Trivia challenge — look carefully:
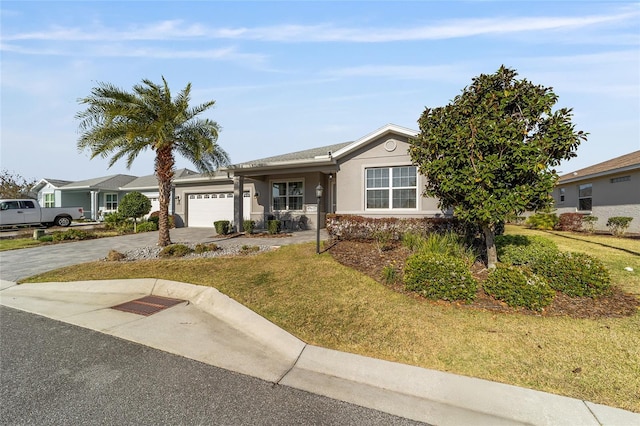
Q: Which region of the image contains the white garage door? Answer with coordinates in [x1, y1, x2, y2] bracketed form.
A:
[187, 192, 251, 227]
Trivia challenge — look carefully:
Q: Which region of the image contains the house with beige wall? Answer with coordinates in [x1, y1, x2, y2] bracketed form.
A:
[552, 150, 640, 233]
[225, 124, 447, 231]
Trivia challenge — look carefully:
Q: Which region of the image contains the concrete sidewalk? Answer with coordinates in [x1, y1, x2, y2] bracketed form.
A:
[1, 278, 638, 426]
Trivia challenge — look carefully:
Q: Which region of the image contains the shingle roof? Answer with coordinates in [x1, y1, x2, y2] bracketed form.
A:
[230, 142, 352, 168]
[42, 178, 73, 187]
[121, 169, 198, 189]
[60, 174, 138, 190]
[558, 150, 640, 183]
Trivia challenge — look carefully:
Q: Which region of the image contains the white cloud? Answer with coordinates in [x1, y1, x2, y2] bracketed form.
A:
[3, 9, 637, 43]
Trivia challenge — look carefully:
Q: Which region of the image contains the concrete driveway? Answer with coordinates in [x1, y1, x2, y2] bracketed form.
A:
[0, 228, 324, 282]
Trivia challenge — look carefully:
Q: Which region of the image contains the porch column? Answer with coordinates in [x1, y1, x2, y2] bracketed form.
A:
[233, 175, 244, 233]
[90, 190, 100, 221]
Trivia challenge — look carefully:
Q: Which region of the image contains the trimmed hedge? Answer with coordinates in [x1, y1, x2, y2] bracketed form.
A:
[404, 252, 477, 302]
[606, 216, 633, 237]
[243, 220, 256, 234]
[556, 213, 584, 232]
[326, 214, 476, 241]
[483, 265, 555, 311]
[268, 219, 281, 235]
[496, 235, 558, 266]
[531, 251, 611, 298]
[214, 220, 231, 235]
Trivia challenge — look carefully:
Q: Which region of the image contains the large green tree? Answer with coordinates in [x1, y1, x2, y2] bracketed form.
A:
[409, 66, 587, 268]
[77, 77, 229, 246]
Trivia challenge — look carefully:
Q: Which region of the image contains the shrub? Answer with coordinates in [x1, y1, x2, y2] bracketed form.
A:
[214, 220, 231, 235]
[404, 252, 477, 302]
[582, 215, 598, 233]
[526, 212, 558, 230]
[496, 235, 558, 266]
[103, 211, 127, 230]
[194, 243, 219, 254]
[326, 214, 473, 241]
[381, 263, 399, 284]
[136, 221, 158, 233]
[159, 244, 193, 258]
[531, 251, 611, 297]
[556, 213, 584, 232]
[148, 211, 175, 228]
[483, 265, 555, 311]
[38, 235, 54, 242]
[51, 229, 93, 241]
[422, 232, 477, 266]
[373, 230, 394, 252]
[606, 216, 633, 237]
[268, 220, 281, 235]
[118, 191, 152, 225]
[243, 220, 256, 234]
[106, 250, 126, 261]
[240, 245, 260, 254]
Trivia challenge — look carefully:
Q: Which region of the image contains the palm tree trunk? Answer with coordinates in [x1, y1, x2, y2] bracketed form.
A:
[156, 146, 175, 246]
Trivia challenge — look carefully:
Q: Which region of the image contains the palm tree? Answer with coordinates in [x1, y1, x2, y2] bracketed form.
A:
[77, 77, 229, 246]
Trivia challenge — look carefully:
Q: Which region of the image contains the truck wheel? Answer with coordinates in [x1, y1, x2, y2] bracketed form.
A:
[55, 216, 72, 227]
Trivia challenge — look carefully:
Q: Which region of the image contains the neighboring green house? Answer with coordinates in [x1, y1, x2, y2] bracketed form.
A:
[32, 178, 73, 208]
[34, 175, 137, 221]
[553, 150, 640, 233]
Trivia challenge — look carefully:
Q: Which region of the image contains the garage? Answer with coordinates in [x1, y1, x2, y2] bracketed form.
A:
[186, 191, 250, 227]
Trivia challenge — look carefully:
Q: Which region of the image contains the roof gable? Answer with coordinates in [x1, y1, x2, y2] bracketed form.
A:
[32, 178, 73, 192]
[227, 123, 418, 172]
[559, 150, 640, 183]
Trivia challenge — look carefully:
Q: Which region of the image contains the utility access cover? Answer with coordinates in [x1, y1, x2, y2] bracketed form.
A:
[111, 295, 184, 316]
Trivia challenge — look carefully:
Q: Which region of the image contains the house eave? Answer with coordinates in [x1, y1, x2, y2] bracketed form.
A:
[558, 164, 640, 185]
[227, 158, 338, 176]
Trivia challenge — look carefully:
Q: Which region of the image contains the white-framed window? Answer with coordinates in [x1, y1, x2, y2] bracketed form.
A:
[578, 183, 592, 211]
[366, 166, 417, 209]
[559, 188, 565, 203]
[272, 181, 303, 211]
[105, 193, 118, 211]
[43, 193, 55, 208]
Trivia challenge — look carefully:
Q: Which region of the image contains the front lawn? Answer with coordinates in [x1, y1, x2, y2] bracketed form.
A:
[21, 226, 640, 412]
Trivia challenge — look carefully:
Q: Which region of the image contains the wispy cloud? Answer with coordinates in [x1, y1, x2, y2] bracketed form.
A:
[3, 9, 637, 43]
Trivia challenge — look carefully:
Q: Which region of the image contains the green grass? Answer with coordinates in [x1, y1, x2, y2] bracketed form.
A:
[20, 228, 640, 412]
[0, 238, 42, 251]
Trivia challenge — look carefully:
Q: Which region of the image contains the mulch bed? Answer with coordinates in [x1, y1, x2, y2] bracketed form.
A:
[328, 239, 640, 319]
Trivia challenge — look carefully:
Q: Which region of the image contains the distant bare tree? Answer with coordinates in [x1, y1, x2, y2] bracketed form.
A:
[0, 169, 37, 199]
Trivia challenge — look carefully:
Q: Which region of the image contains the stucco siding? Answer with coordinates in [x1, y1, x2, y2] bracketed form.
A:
[553, 170, 640, 232]
[335, 133, 444, 218]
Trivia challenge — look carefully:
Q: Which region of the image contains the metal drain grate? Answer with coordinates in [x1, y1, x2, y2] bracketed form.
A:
[111, 295, 185, 316]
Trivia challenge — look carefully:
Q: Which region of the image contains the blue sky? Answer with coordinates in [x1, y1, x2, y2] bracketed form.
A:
[1, 1, 639, 181]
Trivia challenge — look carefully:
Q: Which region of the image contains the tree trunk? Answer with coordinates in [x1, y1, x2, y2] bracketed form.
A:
[156, 146, 175, 247]
[483, 224, 498, 269]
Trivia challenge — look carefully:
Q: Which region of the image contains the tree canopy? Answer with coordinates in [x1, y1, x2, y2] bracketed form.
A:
[76, 77, 229, 246]
[1, 170, 36, 199]
[118, 191, 152, 231]
[409, 66, 587, 268]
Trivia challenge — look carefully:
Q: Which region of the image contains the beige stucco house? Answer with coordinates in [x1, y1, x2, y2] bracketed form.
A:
[552, 150, 640, 233]
[222, 123, 447, 231]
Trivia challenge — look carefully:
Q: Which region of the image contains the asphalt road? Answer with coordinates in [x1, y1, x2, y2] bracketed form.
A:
[1, 306, 423, 425]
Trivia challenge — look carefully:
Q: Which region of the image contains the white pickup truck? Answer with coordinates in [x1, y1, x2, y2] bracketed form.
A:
[0, 199, 84, 228]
